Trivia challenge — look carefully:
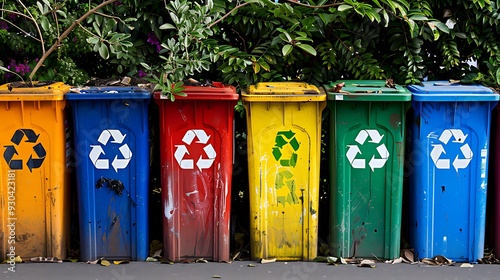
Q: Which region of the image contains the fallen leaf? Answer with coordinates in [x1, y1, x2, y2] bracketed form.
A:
[231, 251, 241, 261]
[401, 249, 415, 263]
[358, 260, 376, 268]
[260, 258, 276, 264]
[153, 249, 162, 258]
[86, 258, 102, 265]
[212, 275, 222, 278]
[149, 240, 163, 255]
[113, 260, 130, 265]
[313, 256, 327, 262]
[100, 259, 111, 267]
[247, 264, 256, 267]
[339, 257, 348, 265]
[326, 256, 338, 265]
[389, 257, 403, 264]
[421, 258, 437, 265]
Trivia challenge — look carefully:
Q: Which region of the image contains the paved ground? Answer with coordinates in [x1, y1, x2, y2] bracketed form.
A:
[2, 260, 500, 280]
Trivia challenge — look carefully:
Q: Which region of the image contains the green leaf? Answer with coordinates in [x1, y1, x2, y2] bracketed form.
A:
[41, 17, 50, 31]
[496, 67, 500, 84]
[409, 15, 429, 21]
[427, 22, 439, 41]
[259, 61, 270, 72]
[221, 66, 233, 73]
[140, 63, 151, 70]
[430, 21, 450, 33]
[93, 22, 102, 37]
[282, 44, 293, 56]
[279, 31, 292, 43]
[297, 44, 317, 56]
[99, 44, 110, 60]
[37, 2, 44, 13]
[252, 62, 261, 74]
[160, 23, 176, 30]
[56, 10, 67, 18]
[338, 5, 353, 12]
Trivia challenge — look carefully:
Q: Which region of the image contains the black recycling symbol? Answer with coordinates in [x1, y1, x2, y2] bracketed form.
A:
[3, 129, 46, 172]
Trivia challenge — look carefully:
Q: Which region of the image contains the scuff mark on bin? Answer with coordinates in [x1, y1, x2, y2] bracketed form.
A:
[164, 190, 175, 220]
[185, 190, 198, 197]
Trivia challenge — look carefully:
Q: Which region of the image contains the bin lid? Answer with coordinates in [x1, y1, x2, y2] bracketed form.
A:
[0, 82, 70, 101]
[242, 82, 326, 102]
[407, 81, 499, 102]
[153, 82, 238, 101]
[325, 80, 411, 102]
[65, 86, 151, 100]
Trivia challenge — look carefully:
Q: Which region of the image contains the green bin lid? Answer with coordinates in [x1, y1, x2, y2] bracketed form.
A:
[324, 80, 411, 102]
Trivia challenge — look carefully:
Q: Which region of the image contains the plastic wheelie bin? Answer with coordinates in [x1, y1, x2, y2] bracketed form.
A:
[154, 82, 238, 262]
[66, 87, 150, 261]
[242, 82, 326, 261]
[0, 82, 71, 262]
[406, 81, 498, 262]
[325, 80, 411, 260]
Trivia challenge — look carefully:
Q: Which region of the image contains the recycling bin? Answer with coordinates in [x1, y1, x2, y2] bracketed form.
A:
[242, 82, 326, 261]
[0, 82, 71, 262]
[154, 82, 238, 262]
[324, 80, 411, 260]
[406, 81, 498, 262]
[66, 87, 150, 261]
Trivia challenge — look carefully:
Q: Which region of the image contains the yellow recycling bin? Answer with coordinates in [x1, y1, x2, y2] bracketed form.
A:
[0, 82, 70, 262]
[242, 82, 326, 261]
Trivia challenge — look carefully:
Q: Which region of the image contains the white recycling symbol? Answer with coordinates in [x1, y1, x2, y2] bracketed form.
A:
[346, 129, 390, 171]
[89, 129, 132, 172]
[430, 129, 473, 172]
[174, 129, 216, 170]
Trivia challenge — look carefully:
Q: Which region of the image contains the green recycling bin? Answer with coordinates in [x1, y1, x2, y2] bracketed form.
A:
[324, 80, 411, 259]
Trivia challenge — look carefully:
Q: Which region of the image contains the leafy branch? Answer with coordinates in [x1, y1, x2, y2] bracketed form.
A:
[29, 0, 118, 82]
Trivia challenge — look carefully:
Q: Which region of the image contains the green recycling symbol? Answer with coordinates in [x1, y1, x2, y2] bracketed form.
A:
[272, 130, 300, 167]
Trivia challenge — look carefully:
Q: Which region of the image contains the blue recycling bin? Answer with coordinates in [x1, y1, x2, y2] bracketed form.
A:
[66, 87, 150, 261]
[406, 81, 498, 262]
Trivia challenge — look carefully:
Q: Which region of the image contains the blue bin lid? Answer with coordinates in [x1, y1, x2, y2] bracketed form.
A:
[407, 81, 499, 102]
[65, 86, 151, 100]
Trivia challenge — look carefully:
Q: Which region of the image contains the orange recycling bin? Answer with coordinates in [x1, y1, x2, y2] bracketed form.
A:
[0, 82, 71, 262]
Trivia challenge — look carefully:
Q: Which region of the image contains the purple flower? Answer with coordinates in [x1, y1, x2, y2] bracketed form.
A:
[0, 21, 9, 30]
[7, 59, 31, 76]
[138, 69, 146, 78]
[8, 13, 17, 20]
[147, 32, 161, 53]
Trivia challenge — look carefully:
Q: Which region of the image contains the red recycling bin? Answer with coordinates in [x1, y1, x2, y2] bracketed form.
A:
[154, 82, 238, 262]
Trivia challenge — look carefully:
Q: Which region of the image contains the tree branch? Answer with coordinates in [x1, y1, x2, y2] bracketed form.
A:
[208, 2, 251, 29]
[16, 0, 46, 55]
[29, 0, 117, 81]
[284, 0, 342, 9]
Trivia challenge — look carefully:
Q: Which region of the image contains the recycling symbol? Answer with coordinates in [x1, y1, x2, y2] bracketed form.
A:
[346, 129, 390, 171]
[3, 129, 46, 172]
[89, 129, 132, 172]
[272, 130, 300, 167]
[174, 129, 216, 170]
[430, 129, 473, 172]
